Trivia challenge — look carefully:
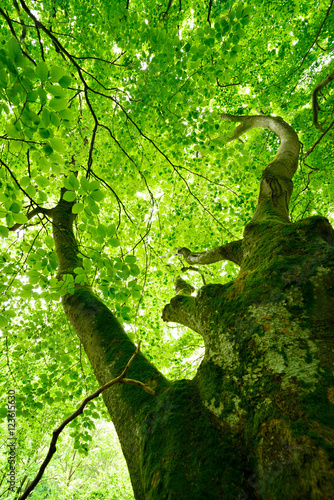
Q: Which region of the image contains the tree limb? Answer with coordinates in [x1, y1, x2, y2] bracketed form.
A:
[178, 239, 243, 266]
[312, 69, 334, 131]
[221, 114, 300, 178]
[18, 342, 154, 500]
[9, 207, 53, 232]
[220, 114, 300, 222]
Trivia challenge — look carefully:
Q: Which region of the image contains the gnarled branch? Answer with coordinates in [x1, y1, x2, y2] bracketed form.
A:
[178, 239, 243, 267]
[220, 114, 300, 222]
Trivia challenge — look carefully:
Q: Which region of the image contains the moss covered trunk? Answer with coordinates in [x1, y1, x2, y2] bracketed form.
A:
[50, 115, 334, 499]
[189, 215, 334, 498]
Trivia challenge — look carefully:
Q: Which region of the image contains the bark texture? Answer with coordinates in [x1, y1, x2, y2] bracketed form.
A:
[51, 116, 334, 499]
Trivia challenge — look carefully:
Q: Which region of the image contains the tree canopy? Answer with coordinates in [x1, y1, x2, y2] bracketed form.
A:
[0, 0, 333, 498]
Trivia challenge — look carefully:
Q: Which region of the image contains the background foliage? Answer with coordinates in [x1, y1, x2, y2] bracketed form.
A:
[0, 0, 333, 497]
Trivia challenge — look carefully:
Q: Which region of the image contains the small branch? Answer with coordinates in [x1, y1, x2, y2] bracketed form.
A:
[177, 164, 241, 198]
[207, 0, 213, 26]
[312, 69, 334, 131]
[263, 0, 333, 91]
[71, 52, 127, 66]
[0, 136, 45, 145]
[216, 79, 241, 88]
[0, 158, 41, 206]
[174, 166, 236, 238]
[0, 7, 36, 66]
[35, 23, 45, 61]
[18, 342, 154, 500]
[297, 0, 333, 74]
[161, 0, 174, 21]
[178, 239, 243, 266]
[304, 119, 334, 158]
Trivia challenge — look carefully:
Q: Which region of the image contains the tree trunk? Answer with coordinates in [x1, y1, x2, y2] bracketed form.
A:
[164, 214, 334, 499]
[50, 118, 334, 499]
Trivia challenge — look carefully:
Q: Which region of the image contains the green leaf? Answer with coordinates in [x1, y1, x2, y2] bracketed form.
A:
[125, 255, 136, 264]
[50, 112, 60, 127]
[49, 97, 68, 110]
[35, 61, 49, 81]
[74, 267, 85, 274]
[50, 66, 66, 82]
[19, 175, 31, 188]
[46, 82, 67, 98]
[9, 202, 21, 213]
[27, 90, 39, 102]
[89, 202, 99, 214]
[5, 123, 21, 139]
[129, 264, 140, 276]
[64, 174, 79, 190]
[7, 37, 20, 60]
[97, 224, 107, 237]
[50, 137, 65, 154]
[0, 225, 9, 238]
[58, 76, 71, 88]
[35, 175, 49, 188]
[110, 238, 120, 247]
[39, 128, 51, 139]
[42, 108, 50, 127]
[59, 108, 74, 121]
[43, 144, 53, 155]
[72, 203, 84, 214]
[89, 180, 100, 191]
[90, 189, 104, 202]
[26, 185, 36, 198]
[13, 213, 28, 224]
[38, 87, 48, 104]
[63, 191, 76, 202]
[80, 177, 90, 192]
[0, 316, 8, 327]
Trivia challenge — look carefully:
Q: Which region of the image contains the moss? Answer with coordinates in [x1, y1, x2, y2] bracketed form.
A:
[290, 419, 310, 436]
[301, 382, 334, 428]
[140, 381, 247, 499]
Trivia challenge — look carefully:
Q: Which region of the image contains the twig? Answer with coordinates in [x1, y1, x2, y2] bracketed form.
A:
[18, 342, 154, 500]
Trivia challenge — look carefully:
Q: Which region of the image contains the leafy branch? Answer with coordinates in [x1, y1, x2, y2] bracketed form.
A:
[18, 342, 154, 500]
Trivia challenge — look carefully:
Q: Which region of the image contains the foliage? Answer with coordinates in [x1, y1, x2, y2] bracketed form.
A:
[0, 0, 333, 497]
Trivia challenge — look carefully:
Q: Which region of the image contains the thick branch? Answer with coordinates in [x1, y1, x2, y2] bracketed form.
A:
[18, 343, 154, 500]
[162, 295, 201, 333]
[221, 114, 300, 222]
[178, 239, 243, 267]
[9, 207, 53, 232]
[51, 191, 167, 498]
[312, 69, 334, 131]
